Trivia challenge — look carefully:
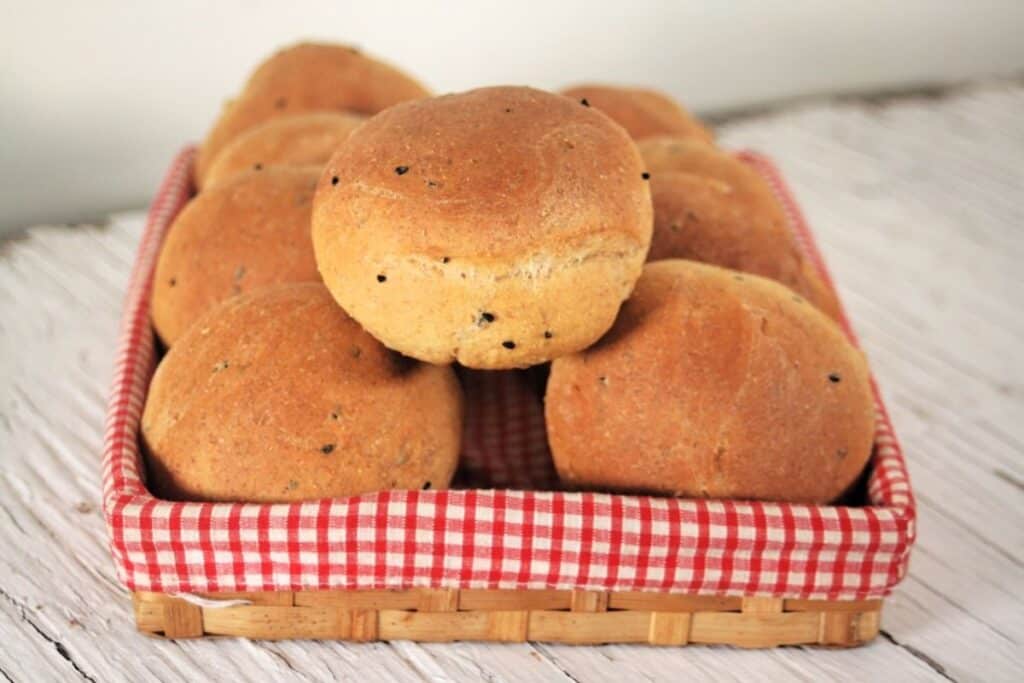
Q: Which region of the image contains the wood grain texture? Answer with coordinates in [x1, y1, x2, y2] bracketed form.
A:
[133, 589, 878, 648]
[1, 81, 1022, 681]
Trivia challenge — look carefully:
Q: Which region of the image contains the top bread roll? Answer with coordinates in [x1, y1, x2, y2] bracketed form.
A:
[545, 260, 875, 504]
[312, 86, 654, 369]
[560, 84, 713, 142]
[195, 42, 430, 187]
[151, 167, 321, 345]
[204, 111, 365, 187]
[142, 283, 463, 503]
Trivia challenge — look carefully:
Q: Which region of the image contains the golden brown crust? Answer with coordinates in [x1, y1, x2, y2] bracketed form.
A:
[560, 84, 713, 142]
[641, 139, 840, 319]
[647, 172, 838, 315]
[152, 167, 321, 345]
[196, 43, 430, 187]
[312, 86, 654, 369]
[797, 258, 845, 322]
[648, 172, 798, 269]
[639, 137, 778, 206]
[142, 283, 463, 503]
[545, 260, 875, 504]
[204, 111, 366, 187]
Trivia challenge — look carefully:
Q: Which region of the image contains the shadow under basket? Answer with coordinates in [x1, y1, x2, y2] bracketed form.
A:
[105, 148, 914, 647]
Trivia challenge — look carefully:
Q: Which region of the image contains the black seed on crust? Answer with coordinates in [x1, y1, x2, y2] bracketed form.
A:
[479, 312, 495, 324]
[580, 98, 590, 107]
[331, 176, 339, 185]
[641, 172, 651, 180]
[320, 444, 335, 455]
[377, 274, 387, 283]
[544, 330, 553, 339]
[422, 481, 432, 490]
[502, 340, 516, 350]
[829, 373, 842, 383]
[442, 257, 450, 264]
[253, 163, 262, 171]
[395, 165, 409, 175]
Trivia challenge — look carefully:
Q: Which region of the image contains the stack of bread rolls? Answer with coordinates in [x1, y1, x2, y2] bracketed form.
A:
[143, 41, 875, 505]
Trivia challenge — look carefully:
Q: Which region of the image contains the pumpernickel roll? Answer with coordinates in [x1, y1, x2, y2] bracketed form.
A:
[312, 85, 653, 369]
[195, 42, 429, 187]
[142, 283, 463, 503]
[560, 84, 713, 142]
[204, 111, 365, 187]
[545, 260, 875, 504]
[152, 167, 320, 345]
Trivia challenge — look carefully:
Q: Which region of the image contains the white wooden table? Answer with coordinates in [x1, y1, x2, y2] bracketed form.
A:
[1, 81, 1022, 682]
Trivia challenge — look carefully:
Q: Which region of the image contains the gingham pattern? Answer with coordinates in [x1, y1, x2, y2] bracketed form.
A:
[102, 147, 915, 600]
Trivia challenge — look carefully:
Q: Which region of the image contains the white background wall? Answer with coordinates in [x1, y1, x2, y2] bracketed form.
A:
[2, 0, 1023, 232]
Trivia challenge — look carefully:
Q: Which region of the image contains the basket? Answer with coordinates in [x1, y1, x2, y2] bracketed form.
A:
[105, 148, 915, 647]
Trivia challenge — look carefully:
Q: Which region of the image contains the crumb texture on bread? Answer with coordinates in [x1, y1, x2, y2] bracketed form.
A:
[313, 86, 654, 369]
[151, 167, 322, 345]
[545, 260, 875, 504]
[142, 283, 463, 503]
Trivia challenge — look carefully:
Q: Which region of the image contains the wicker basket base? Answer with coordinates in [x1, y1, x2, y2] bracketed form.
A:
[134, 589, 881, 648]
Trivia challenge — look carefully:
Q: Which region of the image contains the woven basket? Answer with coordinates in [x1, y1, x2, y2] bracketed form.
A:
[106, 148, 914, 647]
[135, 589, 881, 647]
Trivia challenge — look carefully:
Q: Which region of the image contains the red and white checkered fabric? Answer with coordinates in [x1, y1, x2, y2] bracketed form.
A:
[102, 148, 915, 600]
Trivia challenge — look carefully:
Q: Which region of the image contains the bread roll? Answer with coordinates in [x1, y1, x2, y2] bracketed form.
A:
[545, 260, 875, 504]
[312, 85, 653, 369]
[152, 167, 320, 345]
[196, 42, 429, 186]
[142, 283, 463, 502]
[648, 171, 839, 317]
[641, 139, 841, 318]
[648, 172, 796, 267]
[560, 84, 713, 142]
[638, 137, 778, 207]
[797, 258, 844, 322]
[204, 111, 365, 187]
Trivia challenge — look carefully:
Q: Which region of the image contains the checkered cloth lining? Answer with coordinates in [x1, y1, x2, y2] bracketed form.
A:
[102, 147, 915, 600]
